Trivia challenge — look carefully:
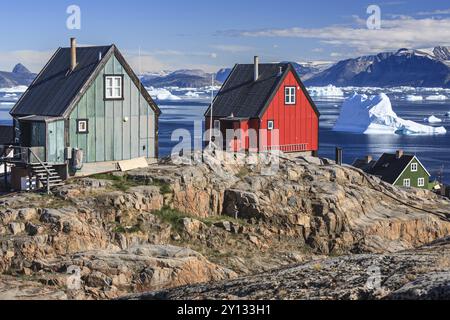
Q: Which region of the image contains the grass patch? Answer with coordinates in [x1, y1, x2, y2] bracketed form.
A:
[152, 206, 188, 232]
[91, 174, 141, 192]
[113, 223, 142, 234]
[236, 167, 251, 179]
[91, 174, 173, 194]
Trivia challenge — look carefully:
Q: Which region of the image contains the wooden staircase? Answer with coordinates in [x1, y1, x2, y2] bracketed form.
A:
[30, 163, 64, 191]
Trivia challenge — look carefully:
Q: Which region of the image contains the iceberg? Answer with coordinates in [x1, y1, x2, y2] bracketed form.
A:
[334, 93, 446, 135]
[425, 94, 447, 101]
[146, 87, 181, 101]
[405, 95, 423, 101]
[0, 86, 28, 93]
[426, 115, 443, 123]
[185, 91, 200, 98]
[307, 85, 344, 98]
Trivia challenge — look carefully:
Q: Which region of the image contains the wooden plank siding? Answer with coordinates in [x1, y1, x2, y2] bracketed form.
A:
[68, 54, 156, 163]
[259, 70, 319, 152]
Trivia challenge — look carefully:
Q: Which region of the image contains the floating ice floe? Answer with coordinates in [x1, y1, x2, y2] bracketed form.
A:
[334, 93, 446, 135]
[426, 115, 443, 123]
[405, 95, 423, 101]
[307, 85, 344, 98]
[425, 94, 447, 101]
[0, 86, 28, 93]
[146, 87, 181, 101]
[185, 91, 200, 98]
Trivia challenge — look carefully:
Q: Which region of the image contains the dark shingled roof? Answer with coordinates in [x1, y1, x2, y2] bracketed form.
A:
[10, 45, 160, 118]
[0, 125, 14, 145]
[205, 62, 319, 119]
[352, 158, 377, 172]
[369, 153, 416, 184]
[11, 46, 112, 117]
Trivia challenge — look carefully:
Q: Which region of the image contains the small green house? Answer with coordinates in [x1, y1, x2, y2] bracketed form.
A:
[8, 38, 160, 189]
[362, 150, 432, 190]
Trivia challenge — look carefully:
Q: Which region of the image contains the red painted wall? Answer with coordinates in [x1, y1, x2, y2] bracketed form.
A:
[259, 70, 319, 152]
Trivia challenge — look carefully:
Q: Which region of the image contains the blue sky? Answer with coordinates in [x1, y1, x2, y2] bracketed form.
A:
[1, 0, 450, 73]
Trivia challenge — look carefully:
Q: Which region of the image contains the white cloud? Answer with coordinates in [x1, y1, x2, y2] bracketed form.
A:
[126, 53, 169, 73]
[219, 16, 450, 55]
[210, 44, 254, 53]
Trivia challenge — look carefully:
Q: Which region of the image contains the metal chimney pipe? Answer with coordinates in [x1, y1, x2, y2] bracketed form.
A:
[70, 38, 77, 71]
[254, 56, 259, 81]
[336, 147, 343, 166]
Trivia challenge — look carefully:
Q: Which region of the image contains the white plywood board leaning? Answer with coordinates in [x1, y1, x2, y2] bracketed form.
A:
[118, 157, 149, 172]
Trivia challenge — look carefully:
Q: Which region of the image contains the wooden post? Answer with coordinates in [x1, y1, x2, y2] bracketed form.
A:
[47, 174, 50, 194]
[3, 161, 7, 192]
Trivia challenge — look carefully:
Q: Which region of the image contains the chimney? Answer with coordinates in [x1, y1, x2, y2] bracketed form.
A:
[365, 155, 373, 164]
[70, 38, 77, 71]
[254, 56, 259, 81]
[335, 147, 343, 166]
[396, 150, 404, 159]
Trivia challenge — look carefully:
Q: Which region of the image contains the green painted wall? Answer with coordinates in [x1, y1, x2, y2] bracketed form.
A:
[394, 158, 431, 190]
[68, 54, 156, 163]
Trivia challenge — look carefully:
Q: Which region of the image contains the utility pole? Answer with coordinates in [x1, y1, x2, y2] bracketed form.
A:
[209, 73, 214, 148]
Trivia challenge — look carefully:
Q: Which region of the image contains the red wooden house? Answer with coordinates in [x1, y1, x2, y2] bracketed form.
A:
[205, 57, 320, 154]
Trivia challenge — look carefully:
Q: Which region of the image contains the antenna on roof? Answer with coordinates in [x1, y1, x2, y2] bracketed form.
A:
[138, 46, 142, 77]
[209, 73, 214, 148]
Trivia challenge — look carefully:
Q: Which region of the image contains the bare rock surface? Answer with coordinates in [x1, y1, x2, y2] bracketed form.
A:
[128, 239, 450, 300]
[0, 151, 449, 299]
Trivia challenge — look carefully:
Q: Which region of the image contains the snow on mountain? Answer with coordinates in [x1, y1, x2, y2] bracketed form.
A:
[334, 93, 446, 135]
[141, 69, 219, 88]
[306, 47, 450, 88]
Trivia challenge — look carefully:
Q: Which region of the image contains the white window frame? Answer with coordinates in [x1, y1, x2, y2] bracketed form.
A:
[411, 163, 418, 172]
[105, 75, 123, 99]
[214, 120, 221, 131]
[418, 178, 425, 187]
[267, 120, 274, 131]
[77, 119, 88, 134]
[285, 87, 296, 105]
[403, 179, 411, 187]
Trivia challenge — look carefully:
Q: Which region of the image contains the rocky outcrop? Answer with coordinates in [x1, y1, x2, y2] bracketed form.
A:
[128, 239, 450, 300]
[127, 152, 450, 255]
[1, 151, 450, 300]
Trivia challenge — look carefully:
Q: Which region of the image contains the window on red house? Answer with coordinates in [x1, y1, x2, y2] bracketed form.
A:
[285, 87, 296, 105]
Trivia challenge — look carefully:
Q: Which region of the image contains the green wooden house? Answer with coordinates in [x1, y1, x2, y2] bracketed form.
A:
[8, 38, 160, 190]
[354, 150, 432, 190]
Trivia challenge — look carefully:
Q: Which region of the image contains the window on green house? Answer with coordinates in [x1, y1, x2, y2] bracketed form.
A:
[77, 119, 88, 134]
[411, 163, 418, 172]
[403, 179, 411, 187]
[418, 178, 425, 187]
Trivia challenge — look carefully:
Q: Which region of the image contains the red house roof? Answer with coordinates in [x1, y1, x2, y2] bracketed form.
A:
[205, 62, 320, 119]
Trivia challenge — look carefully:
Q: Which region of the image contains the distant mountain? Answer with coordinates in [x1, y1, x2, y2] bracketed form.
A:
[290, 61, 332, 81]
[305, 47, 450, 88]
[141, 69, 220, 88]
[0, 63, 36, 88]
[216, 68, 232, 83]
